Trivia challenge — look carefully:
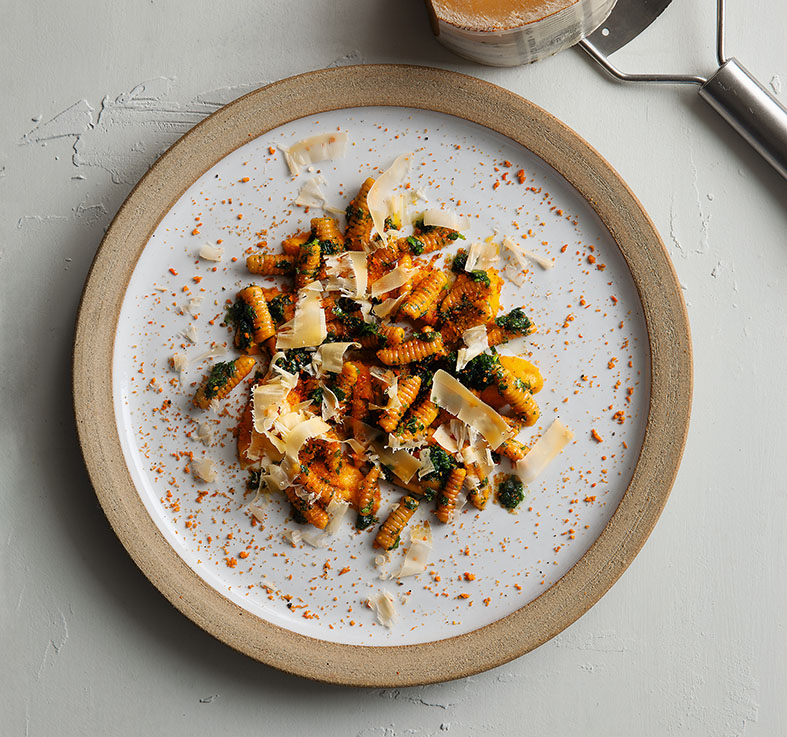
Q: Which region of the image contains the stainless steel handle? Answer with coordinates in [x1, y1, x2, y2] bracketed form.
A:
[698, 58, 787, 180]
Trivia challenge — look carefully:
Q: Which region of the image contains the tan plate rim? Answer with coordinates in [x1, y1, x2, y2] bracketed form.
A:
[73, 64, 692, 687]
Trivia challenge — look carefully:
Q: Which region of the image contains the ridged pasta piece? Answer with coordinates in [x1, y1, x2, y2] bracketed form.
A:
[334, 361, 360, 407]
[345, 177, 375, 251]
[394, 399, 439, 443]
[407, 226, 461, 255]
[285, 486, 328, 529]
[194, 356, 256, 408]
[496, 366, 540, 425]
[440, 269, 503, 317]
[355, 467, 381, 518]
[399, 269, 448, 320]
[465, 462, 492, 510]
[281, 231, 311, 256]
[497, 437, 529, 462]
[295, 463, 340, 505]
[440, 298, 494, 345]
[435, 467, 467, 523]
[499, 355, 544, 393]
[238, 285, 276, 345]
[311, 217, 345, 254]
[366, 242, 404, 284]
[374, 495, 420, 550]
[378, 375, 421, 433]
[377, 328, 446, 366]
[351, 363, 374, 421]
[485, 323, 509, 348]
[295, 238, 321, 288]
[246, 253, 296, 276]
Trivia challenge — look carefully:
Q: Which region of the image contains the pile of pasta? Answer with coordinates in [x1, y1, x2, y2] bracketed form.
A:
[193, 175, 543, 551]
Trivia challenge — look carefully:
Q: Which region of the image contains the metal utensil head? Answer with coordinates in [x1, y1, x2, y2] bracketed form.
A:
[585, 0, 673, 56]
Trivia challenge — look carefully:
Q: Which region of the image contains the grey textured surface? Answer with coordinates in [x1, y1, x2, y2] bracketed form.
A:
[1, 1, 786, 734]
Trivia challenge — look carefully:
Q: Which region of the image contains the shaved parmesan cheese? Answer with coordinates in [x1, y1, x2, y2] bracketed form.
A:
[192, 457, 217, 482]
[280, 131, 348, 176]
[387, 432, 429, 451]
[324, 498, 350, 535]
[373, 292, 408, 318]
[502, 235, 553, 271]
[398, 521, 433, 578]
[171, 351, 188, 381]
[371, 264, 415, 297]
[370, 441, 420, 483]
[282, 416, 331, 472]
[313, 342, 359, 375]
[388, 193, 408, 230]
[515, 419, 573, 483]
[248, 491, 267, 523]
[259, 460, 289, 491]
[413, 187, 430, 203]
[367, 590, 398, 628]
[456, 324, 491, 371]
[431, 423, 459, 453]
[367, 153, 412, 239]
[375, 552, 395, 580]
[199, 243, 224, 262]
[294, 174, 329, 209]
[301, 530, 331, 548]
[325, 252, 367, 298]
[417, 447, 437, 479]
[430, 370, 514, 449]
[182, 296, 203, 317]
[252, 380, 293, 433]
[465, 240, 498, 272]
[320, 386, 342, 422]
[282, 528, 303, 546]
[192, 343, 227, 364]
[423, 206, 469, 232]
[276, 282, 327, 349]
[196, 421, 215, 446]
[181, 324, 198, 343]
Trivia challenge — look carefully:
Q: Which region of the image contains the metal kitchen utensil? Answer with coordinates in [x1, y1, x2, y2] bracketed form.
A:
[580, 0, 787, 180]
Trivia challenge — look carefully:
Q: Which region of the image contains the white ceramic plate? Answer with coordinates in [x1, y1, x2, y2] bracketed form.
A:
[75, 66, 690, 684]
[113, 105, 649, 645]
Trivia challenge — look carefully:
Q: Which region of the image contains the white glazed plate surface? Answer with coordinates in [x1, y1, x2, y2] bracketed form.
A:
[113, 106, 650, 646]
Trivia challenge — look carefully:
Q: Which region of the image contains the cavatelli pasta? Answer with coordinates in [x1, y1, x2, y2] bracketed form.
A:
[399, 269, 448, 320]
[246, 253, 297, 276]
[351, 363, 374, 421]
[281, 231, 311, 256]
[238, 285, 276, 345]
[378, 375, 421, 433]
[194, 355, 255, 409]
[355, 467, 382, 529]
[465, 462, 492, 510]
[499, 355, 544, 393]
[377, 328, 446, 366]
[435, 467, 467, 523]
[394, 399, 439, 443]
[496, 366, 540, 425]
[334, 361, 360, 407]
[285, 486, 328, 529]
[374, 495, 420, 550]
[408, 225, 462, 255]
[310, 216, 345, 254]
[367, 242, 404, 284]
[295, 238, 321, 288]
[345, 177, 375, 251]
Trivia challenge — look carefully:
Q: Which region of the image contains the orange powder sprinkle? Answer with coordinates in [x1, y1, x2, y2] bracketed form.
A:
[591, 429, 603, 442]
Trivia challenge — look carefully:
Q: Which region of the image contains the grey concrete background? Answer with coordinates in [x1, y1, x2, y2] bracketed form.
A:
[2, 1, 785, 734]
